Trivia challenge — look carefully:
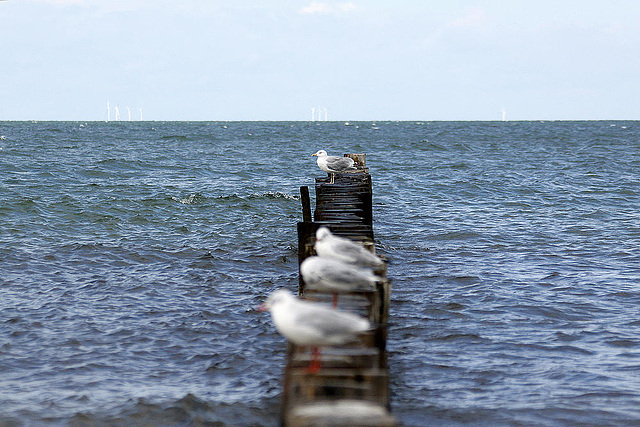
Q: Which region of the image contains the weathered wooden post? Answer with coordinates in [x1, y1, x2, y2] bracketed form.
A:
[281, 154, 396, 426]
[300, 186, 312, 223]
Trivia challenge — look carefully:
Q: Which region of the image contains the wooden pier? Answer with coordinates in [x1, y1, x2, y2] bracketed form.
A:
[282, 154, 396, 426]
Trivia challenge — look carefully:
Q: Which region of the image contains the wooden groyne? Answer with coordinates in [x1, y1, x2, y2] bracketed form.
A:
[282, 154, 396, 426]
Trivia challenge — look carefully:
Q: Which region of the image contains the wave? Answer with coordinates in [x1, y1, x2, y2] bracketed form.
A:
[0, 393, 280, 426]
[170, 191, 300, 205]
[172, 193, 207, 205]
[160, 135, 189, 141]
[248, 191, 299, 200]
[215, 192, 299, 201]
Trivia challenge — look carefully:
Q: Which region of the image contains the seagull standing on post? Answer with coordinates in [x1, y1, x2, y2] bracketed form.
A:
[259, 289, 371, 373]
[312, 150, 357, 183]
[314, 227, 385, 270]
[300, 255, 381, 306]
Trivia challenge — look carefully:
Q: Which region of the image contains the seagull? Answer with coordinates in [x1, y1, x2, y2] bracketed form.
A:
[300, 255, 381, 305]
[312, 150, 357, 183]
[259, 289, 371, 373]
[314, 227, 385, 270]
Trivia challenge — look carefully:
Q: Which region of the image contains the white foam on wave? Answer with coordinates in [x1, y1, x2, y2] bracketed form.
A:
[249, 191, 299, 200]
[173, 193, 206, 205]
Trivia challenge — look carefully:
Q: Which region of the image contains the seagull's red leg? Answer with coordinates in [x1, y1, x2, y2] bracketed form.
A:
[332, 293, 338, 307]
[308, 347, 321, 374]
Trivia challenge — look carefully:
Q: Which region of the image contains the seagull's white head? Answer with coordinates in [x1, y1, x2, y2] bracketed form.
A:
[258, 289, 294, 312]
[312, 150, 328, 158]
[315, 226, 332, 242]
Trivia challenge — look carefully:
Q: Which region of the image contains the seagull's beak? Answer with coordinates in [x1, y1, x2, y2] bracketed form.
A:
[312, 153, 318, 157]
[257, 304, 268, 312]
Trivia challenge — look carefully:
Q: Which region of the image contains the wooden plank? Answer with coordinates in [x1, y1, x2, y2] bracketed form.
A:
[286, 369, 390, 411]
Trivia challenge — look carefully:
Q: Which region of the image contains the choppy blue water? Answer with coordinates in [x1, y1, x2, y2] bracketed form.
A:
[1, 121, 639, 426]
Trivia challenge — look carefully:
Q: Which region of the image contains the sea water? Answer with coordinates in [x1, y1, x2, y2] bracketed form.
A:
[0, 121, 638, 425]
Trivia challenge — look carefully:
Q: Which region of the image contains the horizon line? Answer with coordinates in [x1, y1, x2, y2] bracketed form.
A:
[1, 118, 638, 123]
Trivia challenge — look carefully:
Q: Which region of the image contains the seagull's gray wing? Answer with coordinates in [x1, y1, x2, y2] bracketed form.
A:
[317, 263, 376, 290]
[296, 304, 370, 337]
[333, 239, 373, 258]
[325, 156, 355, 172]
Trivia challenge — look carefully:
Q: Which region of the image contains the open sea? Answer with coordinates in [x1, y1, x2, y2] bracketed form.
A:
[0, 120, 639, 426]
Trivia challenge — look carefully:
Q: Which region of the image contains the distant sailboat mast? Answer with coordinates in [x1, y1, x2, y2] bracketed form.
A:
[502, 108, 507, 122]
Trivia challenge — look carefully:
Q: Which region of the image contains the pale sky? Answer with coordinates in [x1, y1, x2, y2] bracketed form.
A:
[2, 0, 640, 121]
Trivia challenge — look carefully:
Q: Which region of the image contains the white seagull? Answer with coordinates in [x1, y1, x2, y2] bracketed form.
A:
[300, 255, 381, 305]
[314, 227, 385, 269]
[259, 289, 371, 373]
[312, 150, 357, 183]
